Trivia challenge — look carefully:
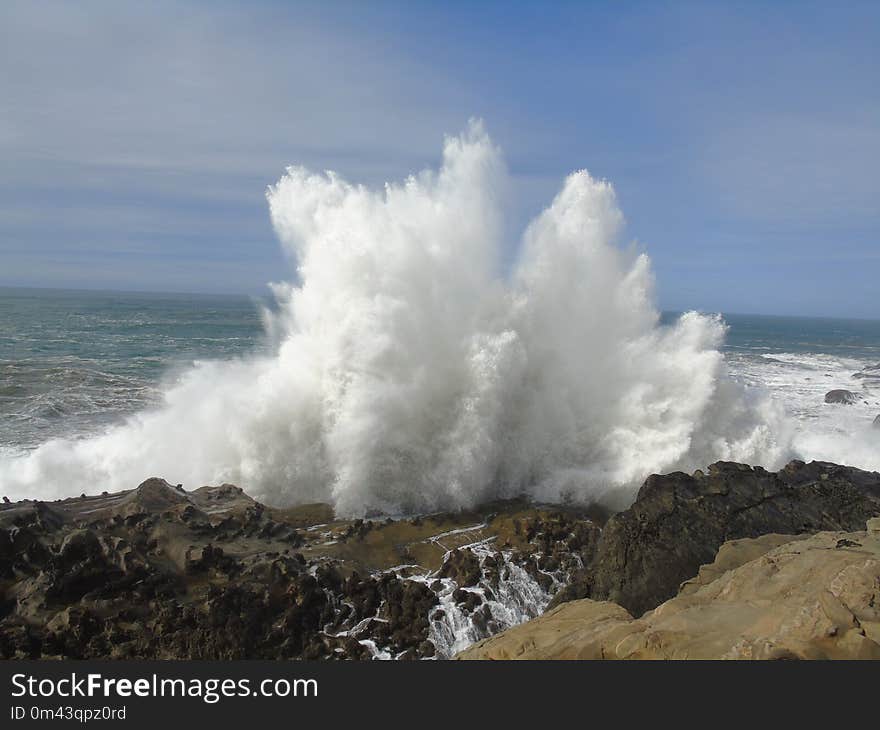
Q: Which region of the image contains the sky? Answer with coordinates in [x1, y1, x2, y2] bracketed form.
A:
[1, 0, 878, 318]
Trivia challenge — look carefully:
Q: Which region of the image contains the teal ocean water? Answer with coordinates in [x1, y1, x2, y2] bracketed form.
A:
[0, 288, 266, 451]
[720, 312, 880, 360]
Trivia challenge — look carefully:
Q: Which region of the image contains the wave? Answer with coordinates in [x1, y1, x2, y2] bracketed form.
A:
[0, 121, 794, 515]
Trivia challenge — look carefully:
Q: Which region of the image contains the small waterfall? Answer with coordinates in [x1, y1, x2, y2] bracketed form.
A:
[414, 542, 564, 659]
[319, 539, 568, 659]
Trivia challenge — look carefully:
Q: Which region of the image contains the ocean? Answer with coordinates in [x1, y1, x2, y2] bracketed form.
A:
[1, 286, 878, 506]
[0, 288, 267, 452]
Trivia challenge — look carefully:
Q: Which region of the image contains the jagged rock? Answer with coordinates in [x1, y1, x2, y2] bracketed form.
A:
[457, 522, 880, 660]
[57, 529, 103, 568]
[0, 478, 593, 659]
[438, 549, 482, 586]
[452, 588, 483, 612]
[873, 415, 880, 428]
[825, 389, 859, 404]
[569, 460, 880, 617]
[5, 460, 879, 660]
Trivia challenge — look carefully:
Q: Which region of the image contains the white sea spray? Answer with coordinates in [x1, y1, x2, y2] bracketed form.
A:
[0, 121, 797, 513]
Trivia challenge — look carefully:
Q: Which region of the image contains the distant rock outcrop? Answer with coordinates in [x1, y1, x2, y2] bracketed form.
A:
[457, 519, 880, 660]
[852, 363, 880, 382]
[825, 389, 860, 404]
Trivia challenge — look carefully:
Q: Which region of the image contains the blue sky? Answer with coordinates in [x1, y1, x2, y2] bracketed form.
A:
[1, 0, 878, 318]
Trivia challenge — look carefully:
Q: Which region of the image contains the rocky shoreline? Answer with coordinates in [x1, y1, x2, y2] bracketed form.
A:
[2, 459, 879, 660]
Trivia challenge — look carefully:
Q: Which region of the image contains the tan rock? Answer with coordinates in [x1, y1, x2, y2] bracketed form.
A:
[457, 522, 880, 660]
[678, 532, 808, 596]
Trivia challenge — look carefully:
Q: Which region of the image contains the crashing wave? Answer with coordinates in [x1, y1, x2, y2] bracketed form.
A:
[0, 121, 790, 514]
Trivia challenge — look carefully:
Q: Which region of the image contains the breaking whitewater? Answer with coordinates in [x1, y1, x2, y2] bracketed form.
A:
[2, 121, 878, 515]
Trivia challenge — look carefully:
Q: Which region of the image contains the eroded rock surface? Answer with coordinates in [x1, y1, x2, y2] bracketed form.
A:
[0, 479, 603, 659]
[4, 459, 880, 660]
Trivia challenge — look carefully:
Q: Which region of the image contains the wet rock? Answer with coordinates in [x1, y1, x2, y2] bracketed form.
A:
[342, 519, 373, 541]
[852, 363, 880, 381]
[438, 549, 482, 586]
[452, 588, 483, 612]
[825, 389, 859, 404]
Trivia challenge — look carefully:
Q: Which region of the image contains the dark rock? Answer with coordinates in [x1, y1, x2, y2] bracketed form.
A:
[580, 460, 880, 617]
[546, 568, 591, 611]
[852, 363, 880, 381]
[452, 588, 483, 612]
[185, 544, 239, 575]
[438, 549, 482, 587]
[57, 530, 103, 568]
[825, 389, 859, 405]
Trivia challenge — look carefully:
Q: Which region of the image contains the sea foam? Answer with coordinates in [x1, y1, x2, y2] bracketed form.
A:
[0, 121, 792, 514]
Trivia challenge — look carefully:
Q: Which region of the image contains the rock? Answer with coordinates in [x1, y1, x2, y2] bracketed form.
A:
[457, 522, 880, 660]
[852, 363, 880, 381]
[825, 389, 859, 405]
[0, 477, 599, 660]
[874, 415, 880, 428]
[438, 549, 482, 587]
[677, 533, 809, 596]
[576, 460, 880, 617]
[457, 600, 635, 660]
[6, 460, 880, 660]
[57, 529, 103, 568]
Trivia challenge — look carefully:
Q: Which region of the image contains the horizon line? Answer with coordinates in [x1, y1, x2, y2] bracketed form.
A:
[1, 283, 879, 324]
